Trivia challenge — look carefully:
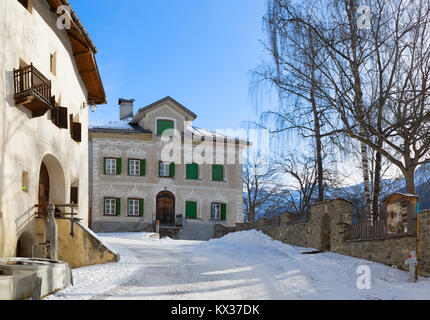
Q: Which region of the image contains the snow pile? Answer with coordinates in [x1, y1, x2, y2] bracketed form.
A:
[98, 232, 158, 241]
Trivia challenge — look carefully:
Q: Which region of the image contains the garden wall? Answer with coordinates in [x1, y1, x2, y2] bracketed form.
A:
[217, 200, 430, 277]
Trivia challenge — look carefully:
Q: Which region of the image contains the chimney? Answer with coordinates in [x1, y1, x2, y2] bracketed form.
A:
[118, 98, 135, 121]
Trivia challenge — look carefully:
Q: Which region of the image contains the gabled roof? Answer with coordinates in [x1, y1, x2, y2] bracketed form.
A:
[383, 192, 419, 204]
[131, 96, 197, 123]
[45, 0, 106, 105]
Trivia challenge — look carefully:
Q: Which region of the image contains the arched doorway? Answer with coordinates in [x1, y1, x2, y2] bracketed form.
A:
[37, 154, 66, 215]
[16, 231, 34, 258]
[156, 191, 175, 225]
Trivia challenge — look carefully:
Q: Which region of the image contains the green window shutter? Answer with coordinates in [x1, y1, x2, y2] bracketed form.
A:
[158, 160, 161, 176]
[170, 162, 175, 177]
[140, 159, 146, 176]
[139, 199, 144, 216]
[221, 203, 227, 221]
[186, 163, 198, 180]
[186, 201, 197, 219]
[212, 165, 223, 181]
[103, 198, 106, 215]
[127, 159, 130, 175]
[157, 120, 174, 135]
[116, 158, 122, 175]
[103, 158, 107, 175]
[116, 198, 121, 216]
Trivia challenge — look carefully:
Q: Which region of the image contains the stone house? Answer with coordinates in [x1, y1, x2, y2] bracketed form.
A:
[0, 0, 117, 267]
[89, 97, 250, 240]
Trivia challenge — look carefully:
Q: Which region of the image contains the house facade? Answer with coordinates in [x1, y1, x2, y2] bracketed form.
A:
[89, 97, 250, 240]
[0, 0, 106, 259]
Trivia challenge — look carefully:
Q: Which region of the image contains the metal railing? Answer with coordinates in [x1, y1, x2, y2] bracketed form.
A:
[344, 219, 386, 241]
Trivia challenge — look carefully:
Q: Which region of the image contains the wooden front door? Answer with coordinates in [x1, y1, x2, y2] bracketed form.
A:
[156, 191, 175, 225]
[38, 162, 49, 216]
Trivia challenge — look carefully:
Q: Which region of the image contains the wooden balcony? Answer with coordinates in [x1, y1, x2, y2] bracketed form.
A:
[13, 64, 54, 118]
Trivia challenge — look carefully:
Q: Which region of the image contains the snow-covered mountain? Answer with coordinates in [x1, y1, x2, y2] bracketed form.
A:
[245, 161, 430, 221]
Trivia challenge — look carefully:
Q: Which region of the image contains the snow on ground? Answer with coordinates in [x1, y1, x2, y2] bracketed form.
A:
[47, 230, 430, 300]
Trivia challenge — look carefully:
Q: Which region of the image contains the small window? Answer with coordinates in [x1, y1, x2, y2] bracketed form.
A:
[128, 199, 140, 216]
[159, 162, 170, 177]
[22, 171, 29, 193]
[104, 198, 117, 216]
[128, 159, 141, 176]
[211, 203, 222, 220]
[157, 119, 174, 136]
[50, 52, 57, 75]
[105, 158, 117, 175]
[70, 186, 78, 204]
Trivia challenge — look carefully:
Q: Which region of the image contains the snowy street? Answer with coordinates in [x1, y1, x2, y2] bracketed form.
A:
[47, 231, 430, 300]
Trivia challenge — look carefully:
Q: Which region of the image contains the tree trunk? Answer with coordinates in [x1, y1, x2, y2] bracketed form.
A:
[404, 167, 416, 195]
[360, 140, 372, 219]
[372, 150, 382, 219]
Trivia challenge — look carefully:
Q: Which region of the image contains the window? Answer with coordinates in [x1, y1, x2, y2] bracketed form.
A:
[186, 163, 198, 180]
[22, 171, 29, 193]
[104, 198, 118, 216]
[186, 201, 197, 219]
[159, 161, 174, 177]
[104, 158, 122, 175]
[50, 52, 57, 75]
[211, 203, 222, 220]
[70, 187, 78, 204]
[157, 119, 174, 136]
[128, 199, 140, 216]
[212, 165, 224, 181]
[211, 203, 226, 221]
[159, 162, 169, 177]
[128, 159, 141, 176]
[105, 158, 117, 175]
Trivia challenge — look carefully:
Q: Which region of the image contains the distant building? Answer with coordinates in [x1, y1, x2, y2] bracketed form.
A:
[89, 97, 250, 240]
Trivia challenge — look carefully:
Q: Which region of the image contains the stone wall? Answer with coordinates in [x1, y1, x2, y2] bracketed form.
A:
[35, 218, 120, 269]
[333, 210, 430, 276]
[222, 200, 430, 277]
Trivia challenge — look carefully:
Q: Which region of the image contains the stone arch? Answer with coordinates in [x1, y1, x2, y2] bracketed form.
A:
[39, 153, 66, 208]
[16, 231, 34, 258]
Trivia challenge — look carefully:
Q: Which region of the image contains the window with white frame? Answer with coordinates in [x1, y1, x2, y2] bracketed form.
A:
[105, 158, 117, 175]
[159, 162, 170, 177]
[104, 198, 117, 216]
[129, 159, 140, 176]
[212, 203, 222, 220]
[128, 199, 140, 216]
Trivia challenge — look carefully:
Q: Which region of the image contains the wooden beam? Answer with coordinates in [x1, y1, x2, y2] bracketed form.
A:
[73, 51, 91, 58]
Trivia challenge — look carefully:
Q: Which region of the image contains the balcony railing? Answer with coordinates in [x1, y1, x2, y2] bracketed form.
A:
[13, 64, 54, 117]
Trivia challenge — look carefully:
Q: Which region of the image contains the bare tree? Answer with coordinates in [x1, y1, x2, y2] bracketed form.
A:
[268, 0, 430, 197]
[243, 156, 280, 222]
[251, 0, 344, 203]
[273, 151, 320, 215]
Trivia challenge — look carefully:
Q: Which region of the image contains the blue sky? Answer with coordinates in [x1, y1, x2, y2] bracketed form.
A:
[70, 0, 270, 132]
